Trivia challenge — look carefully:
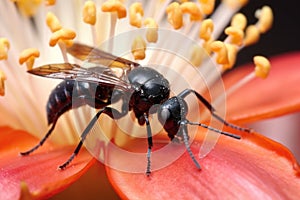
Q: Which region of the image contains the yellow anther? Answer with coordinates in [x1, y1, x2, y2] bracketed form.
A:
[244, 25, 260, 46]
[198, 0, 215, 15]
[225, 26, 244, 46]
[131, 36, 146, 60]
[129, 2, 144, 28]
[202, 38, 213, 54]
[0, 70, 6, 96]
[101, 0, 127, 19]
[254, 56, 271, 79]
[180, 2, 202, 21]
[49, 28, 76, 47]
[83, 1, 97, 25]
[199, 19, 214, 41]
[210, 41, 229, 65]
[222, 43, 238, 70]
[46, 12, 62, 32]
[13, 0, 42, 16]
[61, 39, 74, 47]
[19, 48, 40, 70]
[144, 18, 158, 43]
[255, 6, 273, 34]
[0, 38, 10, 60]
[222, 0, 248, 9]
[45, 0, 55, 6]
[166, 2, 183, 30]
[231, 13, 247, 30]
[190, 45, 206, 67]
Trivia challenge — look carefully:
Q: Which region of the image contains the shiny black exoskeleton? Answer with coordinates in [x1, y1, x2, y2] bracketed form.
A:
[128, 67, 170, 125]
[21, 43, 250, 175]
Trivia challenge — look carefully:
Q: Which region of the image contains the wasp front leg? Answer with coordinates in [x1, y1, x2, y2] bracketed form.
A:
[143, 113, 153, 176]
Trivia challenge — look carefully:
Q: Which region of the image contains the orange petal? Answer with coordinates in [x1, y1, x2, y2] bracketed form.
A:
[106, 128, 300, 199]
[224, 52, 300, 123]
[0, 126, 94, 199]
[51, 160, 120, 199]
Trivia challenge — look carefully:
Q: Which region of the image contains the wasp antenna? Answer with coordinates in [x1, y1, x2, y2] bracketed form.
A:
[187, 121, 241, 140]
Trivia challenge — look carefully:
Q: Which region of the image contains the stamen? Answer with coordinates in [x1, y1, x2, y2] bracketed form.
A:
[45, 0, 56, 6]
[202, 38, 213, 54]
[166, 2, 183, 30]
[48, 27, 75, 63]
[19, 48, 40, 70]
[131, 36, 146, 60]
[210, 41, 229, 65]
[222, 56, 271, 101]
[222, 0, 248, 9]
[0, 70, 6, 96]
[49, 28, 76, 47]
[231, 13, 247, 30]
[46, 12, 62, 32]
[129, 2, 144, 28]
[83, 1, 97, 45]
[180, 2, 203, 21]
[101, 0, 127, 19]
[0, 38, 10, 60]
[199, 19, 214, 41]
[224, 26, 244, 46]
[244, 25, 260, 46]
[222, 43, 238, 70]
[13, 0, 42, 17]
[189, 45, 205, 67]
[255, 6, 273, 34]
[254, 55, 271, 79]
[101, 0, 126, 51]
[198, 0, 215, 15]
[144, 18, 158, 43]
[83, 1, 97, 25]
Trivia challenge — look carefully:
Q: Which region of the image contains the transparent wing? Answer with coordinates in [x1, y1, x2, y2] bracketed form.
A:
[28, 63, 132, 91]
[67, 43, 140, 71]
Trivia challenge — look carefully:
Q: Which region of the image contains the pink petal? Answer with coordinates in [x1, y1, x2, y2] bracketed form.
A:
[106, 128, 300, 199]
[224, 52, 300, 123]
[0, 126, 94, 199]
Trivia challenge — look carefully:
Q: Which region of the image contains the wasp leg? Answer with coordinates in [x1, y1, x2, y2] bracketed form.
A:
[58, 107, 126, 170]
[187, 121, 241, 139]
[180, 122, 201, 170]
[143, 113, 153, 176]
[178, 89, 251, 133]
[20, 119, 58, 156]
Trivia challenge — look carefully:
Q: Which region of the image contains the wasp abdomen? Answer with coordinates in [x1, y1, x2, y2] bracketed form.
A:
[46, 80, 114, 125]
[46, 80, 75, 125]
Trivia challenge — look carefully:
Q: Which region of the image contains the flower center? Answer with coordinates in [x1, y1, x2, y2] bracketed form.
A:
[0, 1, 273, 146]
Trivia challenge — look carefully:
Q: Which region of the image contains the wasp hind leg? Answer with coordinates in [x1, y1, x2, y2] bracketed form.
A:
[58, 107, 127, 170]
[20, 119, 58, 156]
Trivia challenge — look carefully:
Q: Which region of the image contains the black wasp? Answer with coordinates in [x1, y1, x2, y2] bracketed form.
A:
[20, 43, 250, 175]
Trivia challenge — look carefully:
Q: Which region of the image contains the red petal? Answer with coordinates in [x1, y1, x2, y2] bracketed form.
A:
[106, 129, 300, 199]
[0, 126, 94, 199]
[224, 52, 300, 123]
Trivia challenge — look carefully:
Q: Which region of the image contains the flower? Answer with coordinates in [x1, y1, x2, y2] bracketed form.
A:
[0, 0, 300, 199]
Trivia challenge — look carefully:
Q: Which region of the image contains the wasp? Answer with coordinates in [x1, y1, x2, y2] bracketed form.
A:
[20, 43, 250, 175]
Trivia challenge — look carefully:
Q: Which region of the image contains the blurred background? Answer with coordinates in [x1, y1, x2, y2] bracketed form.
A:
[237, 0, 300, 65]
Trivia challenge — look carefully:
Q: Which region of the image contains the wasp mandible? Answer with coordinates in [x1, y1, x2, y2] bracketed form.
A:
[20, 43, 250, 175]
